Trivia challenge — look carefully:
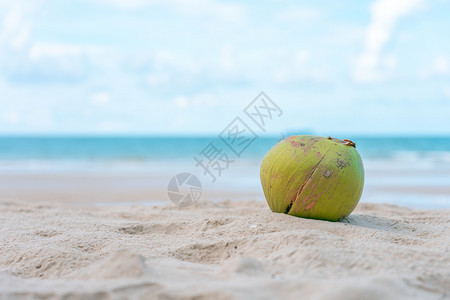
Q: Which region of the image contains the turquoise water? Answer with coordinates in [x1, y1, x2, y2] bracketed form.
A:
[1, 136, 450, 161]
[0, 136, 449, 209]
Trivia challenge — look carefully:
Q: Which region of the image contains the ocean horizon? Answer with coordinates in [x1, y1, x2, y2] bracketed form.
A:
[0, 135, 449, 209]
[1, 135, 450, 160]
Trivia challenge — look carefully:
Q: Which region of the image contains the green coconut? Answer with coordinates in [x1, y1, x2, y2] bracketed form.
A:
[260, 135, 364, 221]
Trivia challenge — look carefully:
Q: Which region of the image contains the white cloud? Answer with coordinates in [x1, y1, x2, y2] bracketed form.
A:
[147, 73, 170, 86]
[3, 41, 107, 83]
[173, 93, 217, 109]
[429, 56, 449, 75]
[190, 93, 216, 107]
[0, 2, 106, 83]
[29, 43, 85, 59]
[272, 50, 327, 83]
[96, 0, 143, 8]
[151, 50, 202, 74]
[94, 0, 246, 21]
[174, 96, 189, 109]
[443, 86, 450, 99]
[1, 112, 21, 124]
[433, 56, 449, 74]
[98, 121, 126, 132]
[321, 24, 365, 45]
[131, 49, 203, 87]
[218, 45, 237, 76]
[91, 92, 111, 105]
[276, 7, 321, 23]
[0, 4, 34, 51]
[419, 55, 450, 79]
[354, 0, 423, 82]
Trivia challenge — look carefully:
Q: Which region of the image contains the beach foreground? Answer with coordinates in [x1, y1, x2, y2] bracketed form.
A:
[0, 200, 448, 299]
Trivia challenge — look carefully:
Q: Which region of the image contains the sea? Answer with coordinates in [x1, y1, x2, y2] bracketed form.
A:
[0, 136, 449, 209]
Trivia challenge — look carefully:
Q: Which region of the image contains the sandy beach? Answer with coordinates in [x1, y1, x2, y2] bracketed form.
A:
[2, 0, 450, 297]
[1, 197, 448, 299]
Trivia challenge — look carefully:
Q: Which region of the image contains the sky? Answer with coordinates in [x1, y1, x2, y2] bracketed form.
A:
[0, 0, 449, 136]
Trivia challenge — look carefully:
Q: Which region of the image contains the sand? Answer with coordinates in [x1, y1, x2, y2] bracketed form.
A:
[0, 199, 449, 299]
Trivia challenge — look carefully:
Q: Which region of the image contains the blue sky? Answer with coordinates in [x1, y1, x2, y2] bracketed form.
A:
[0, 0, 449, 135]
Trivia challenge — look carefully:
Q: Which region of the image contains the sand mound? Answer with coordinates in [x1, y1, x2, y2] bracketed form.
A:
[0, 200, 448, 299]
[221, 256, 265, 277]
[71, 249, 152, 280]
